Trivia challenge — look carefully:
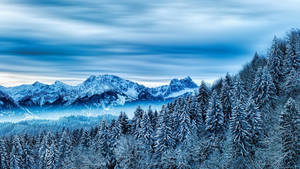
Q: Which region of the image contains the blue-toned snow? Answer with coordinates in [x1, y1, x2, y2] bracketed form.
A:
[0, 101, 167, 123]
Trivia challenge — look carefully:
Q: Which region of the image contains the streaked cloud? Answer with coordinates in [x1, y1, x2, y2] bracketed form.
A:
[0, 0, 300, 87]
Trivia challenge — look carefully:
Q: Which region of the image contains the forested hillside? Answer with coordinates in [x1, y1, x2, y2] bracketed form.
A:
[0, 30, 299, 169]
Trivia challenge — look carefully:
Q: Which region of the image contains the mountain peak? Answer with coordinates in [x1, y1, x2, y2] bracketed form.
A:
[165, 76, 198, 96]
[169, 76, 197, 88]
[85, 75, 97, 83]
[32, 81, 45, 87]
[53, 80, 67, 87]
[183, 76, 192, 81]
[84, 74, 123, 84]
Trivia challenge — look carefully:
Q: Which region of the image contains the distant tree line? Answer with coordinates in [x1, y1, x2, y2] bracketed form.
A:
[0, 30, 299, 169]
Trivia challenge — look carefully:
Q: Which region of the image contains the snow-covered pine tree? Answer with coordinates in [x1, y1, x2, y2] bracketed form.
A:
[9, 136, 23, 169]
[267, 36, 285, 93]
[280, 98, 300, 169]
[154, 105, 176, 155]
[252, 67, 277, 135]
[93, 120, 111, 168]
[140, 111, 154, 146]
[284, 65, 300, 98]
[282, 30, 300, 96]
[46, 142, 59, 169]
[118, 112, 131, 135]
[58, 130, 72, 167]
[221, 73, 233, 125]
[95, 120, 109, 156]
[182, 130, 206, 168]
[230, 95, 251, 169]
[232, 76, 247, 103]
[186, 96, 195, 122]
[107, 119, 120, 169]
[197, 81, 211, 123]
[175, 98, 192, 144]
[81, 129, 91, 148]
[239, 52, 267, 92]
[284, 30, 300, 74]
[89, 126, 98, 139]
[160, 148, 177, 169]
[38, 132, 59, 169]
[211, 78, 223, 95]
[0, 138, 9, 169]
[108, 119, 121, 147]
[114, 136, 148, 169]
[38, 133, 48, 168]
[174, 144, 192, 169]
[206, 91, 224, 138]
[252, 67, 277, 110]
[147, 106, 155, 127]
[132, 106, 144, 138]
[22, 134, 35, 169]
[168, 101, 179, 141]
[186, 95, 201, 133]
[245, 97, 263, 159]
[146, 106, 157, 129]
[71, 129, 82, 147]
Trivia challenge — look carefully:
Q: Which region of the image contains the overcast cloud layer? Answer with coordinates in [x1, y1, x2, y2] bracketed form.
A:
[0, 0, 300, 87]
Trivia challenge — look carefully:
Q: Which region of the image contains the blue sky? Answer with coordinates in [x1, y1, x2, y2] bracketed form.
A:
[0, 0, 300, 87]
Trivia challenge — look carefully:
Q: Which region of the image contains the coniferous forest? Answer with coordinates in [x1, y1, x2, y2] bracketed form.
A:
[0, 30, 299, 169]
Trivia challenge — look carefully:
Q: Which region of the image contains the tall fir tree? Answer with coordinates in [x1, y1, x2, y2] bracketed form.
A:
[284, 66, 300, 98]
[197, 81, 211, 123]
[38, 132, 59, 169]
[114, 136, 148, 169]
[267, 36, 285, 94]
[175, 98, 192, 144]
[239, 52, 267, 91]
[140, 111, 154, 146]
[132, 106, 144, 138]
[95, 120, 113, 168]
[118, 112, 131, 135]
[252, 67, 277, 110]
[285, 30, 300, 74]
[206, 91, 224, 138]
[187, 96, 202, 134]
[109, 119, 121, 147]
[229, 75, 253, 168]
[221, 73, 233, 125]
[9, 136, 23, 169]
[233, 76, 247, 103]
[0, 138, 9, 169]
[21, 135, 35, 169]
[81, 129, 91, 148]
[155, 106, 176, 155]
[148, 107, 158, 130]
[230, 96, 251, 169]
[280, 98, 300, 169]
[245, 97, 263, 159]
[58, 130, 72, 167]
[252, 67, 277, 135]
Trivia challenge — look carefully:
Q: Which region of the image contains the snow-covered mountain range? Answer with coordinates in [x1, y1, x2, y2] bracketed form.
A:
[0, 75, 198, 111]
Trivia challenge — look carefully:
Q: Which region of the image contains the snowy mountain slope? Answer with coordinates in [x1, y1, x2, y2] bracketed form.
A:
[76, 75, 145, 104]
[148, 76, 198, 97]
[0, 90, 19, 111]
[0, 75, 198, 110]
[164, 88, 198, 99]
[3, 81, 76, 107]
